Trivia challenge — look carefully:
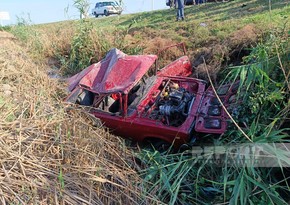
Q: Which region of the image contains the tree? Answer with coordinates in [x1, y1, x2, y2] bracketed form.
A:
[73, 0, 90, 19]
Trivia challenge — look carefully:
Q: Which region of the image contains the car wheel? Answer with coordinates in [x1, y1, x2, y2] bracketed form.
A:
[152, 141, 171, 152]
[144, 138, 171, 153]
[104, 10, 109, 16]
[94, 12, 98, 18]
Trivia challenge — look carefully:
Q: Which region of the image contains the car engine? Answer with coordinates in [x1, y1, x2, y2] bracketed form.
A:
[145, 81, 195, 127]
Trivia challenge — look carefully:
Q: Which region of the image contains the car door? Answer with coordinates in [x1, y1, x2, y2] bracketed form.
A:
[157, 55, 192, 77]
[96, 2, 102, 14]
[102, 2, 108, 14]
[156, 43, 192, 77]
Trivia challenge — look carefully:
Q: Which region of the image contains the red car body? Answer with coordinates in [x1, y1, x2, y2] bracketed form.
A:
[65, 47, 237, 147]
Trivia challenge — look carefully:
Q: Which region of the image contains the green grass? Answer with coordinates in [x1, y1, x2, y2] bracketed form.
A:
[55, 0, 289, 75]
[136, 16, 289, 204]
[4, 0, 290, 204]
[7, 0, 288, 75]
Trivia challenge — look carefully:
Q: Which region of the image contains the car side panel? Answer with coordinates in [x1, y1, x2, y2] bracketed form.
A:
[95, 113, 190, 146]
[90, 77, 207, 146]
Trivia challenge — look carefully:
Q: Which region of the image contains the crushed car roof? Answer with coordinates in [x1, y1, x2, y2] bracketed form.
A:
[68, 48, 157, 94]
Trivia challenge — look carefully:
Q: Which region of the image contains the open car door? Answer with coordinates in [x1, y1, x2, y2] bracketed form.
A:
[156, 43, 192, 78]
[157, 56, 192, 77]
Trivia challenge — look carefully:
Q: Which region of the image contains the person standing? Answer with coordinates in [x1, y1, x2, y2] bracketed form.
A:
[176, 0, 185, 21]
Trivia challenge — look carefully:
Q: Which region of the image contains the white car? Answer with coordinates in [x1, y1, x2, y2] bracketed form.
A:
[92, 1, 122, 17]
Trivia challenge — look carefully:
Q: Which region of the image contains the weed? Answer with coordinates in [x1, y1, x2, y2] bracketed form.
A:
[0, 32, 149, 204]
[1, 0, 289, 204]
[221, 30, 289, 133]
[0, 25, 12, 32]
[58, 168, 65, 190]
[10, 14, 44, 58]
[73, 0, 90, 19]
[59, 20, 97, 75]
[138, 29, 289, 205]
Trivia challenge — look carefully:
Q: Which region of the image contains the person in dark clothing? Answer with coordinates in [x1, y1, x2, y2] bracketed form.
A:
[176, 0, 185, 21]
[195, 0, 204, 4]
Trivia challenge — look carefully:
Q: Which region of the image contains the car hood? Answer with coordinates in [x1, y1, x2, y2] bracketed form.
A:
[67, 48, 157, 94]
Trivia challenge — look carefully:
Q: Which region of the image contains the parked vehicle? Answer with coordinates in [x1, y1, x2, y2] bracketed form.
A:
[166, 0, 226, 7]
[65, 44, 237, 149]
[166, 0, 195, 8]
[91, 1, 122, 17]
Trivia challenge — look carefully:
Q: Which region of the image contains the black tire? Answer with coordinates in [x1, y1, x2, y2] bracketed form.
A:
[94, 12, 98, 18]
[152, 140, 171, 152]
[104, 10, 109, 16]
[144, 138, 171, 153]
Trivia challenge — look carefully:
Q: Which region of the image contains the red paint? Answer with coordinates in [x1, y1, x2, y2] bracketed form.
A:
[68, 48, 157, 94]
[66, 47, 236, 147]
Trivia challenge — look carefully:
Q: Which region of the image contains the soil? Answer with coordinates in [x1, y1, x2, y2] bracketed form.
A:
[191, 24, 260, 82]
[124, 24, 260, 84]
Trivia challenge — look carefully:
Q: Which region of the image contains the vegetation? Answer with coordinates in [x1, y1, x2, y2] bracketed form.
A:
[73, 0, 90, 19]
[0, 30, 149, 204]
[0, 0, 289, 204]
[138, 29, 290, 204]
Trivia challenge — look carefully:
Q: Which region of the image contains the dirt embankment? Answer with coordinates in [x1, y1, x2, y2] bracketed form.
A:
[0, 31, 148, 205]
[191, 24, 260, 82]
[122, 24, 260, 84]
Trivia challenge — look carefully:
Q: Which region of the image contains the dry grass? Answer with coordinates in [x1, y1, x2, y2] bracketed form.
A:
[0, 31, 155, 205]
[41, 25, 75, 59]
[190, 24, 261, 83]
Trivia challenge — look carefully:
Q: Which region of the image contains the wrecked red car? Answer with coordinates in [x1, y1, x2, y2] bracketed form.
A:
[65, 45, 237, 148]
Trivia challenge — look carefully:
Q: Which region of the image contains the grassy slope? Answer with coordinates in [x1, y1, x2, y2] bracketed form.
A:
[101, 0, 288, 45]
[32, 0, 289, 77]
[0, 0, 289, 204]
